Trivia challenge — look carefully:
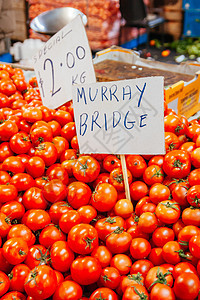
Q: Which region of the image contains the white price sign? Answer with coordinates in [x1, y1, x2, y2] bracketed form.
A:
[72, 76, 165, 155]
[33, 15, 96, 109]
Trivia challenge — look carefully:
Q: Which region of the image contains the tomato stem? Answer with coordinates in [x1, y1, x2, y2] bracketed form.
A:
[83, 237, 96, 249]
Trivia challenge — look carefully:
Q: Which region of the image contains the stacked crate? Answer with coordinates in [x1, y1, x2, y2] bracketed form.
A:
[11, 0, 28, 41]
[162, 0, 183, 40]
[182, 0, 200, 37]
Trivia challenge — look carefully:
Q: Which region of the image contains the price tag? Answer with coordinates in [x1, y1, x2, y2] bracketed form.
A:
[33, 15, 96, 109]
[72, 76, 165, 155]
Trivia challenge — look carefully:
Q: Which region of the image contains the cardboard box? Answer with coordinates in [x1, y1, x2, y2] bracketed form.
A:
[93, 46, 200, 119]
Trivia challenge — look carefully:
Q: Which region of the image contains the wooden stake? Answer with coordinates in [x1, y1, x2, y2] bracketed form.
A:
[120, 154, 131, 201]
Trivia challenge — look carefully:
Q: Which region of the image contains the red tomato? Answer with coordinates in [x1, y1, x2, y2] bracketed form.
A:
[39, 224, 66, 248]
[189, 235, 200, 259]
[68, 223, 98, 254]
[9, 264, 30, 293]
[91, 245, 112, 268]
[143, 165, 164, 185]
[3, 237, 28, 265]
[149, 183, 170, 204]
[24, 244, 50, 269]
[110, 254, 132, 275]
[34, 141, 57, 166]
[42, 179, 67, 203]
[53, 280, 83, 300]
[7, 224, 35, 247]
[130, 181, 148, 201]
[163, 150, 191, 178]
[109, 167, 132, 192]
[122, 285, 149, 300]
[187, 185, 200, 208]
[152, 227, 175, 247]
[90, 287, 118, 300]
[105, 227, 132, 254]
[98, 266, 121, 289]
[91, 183, 118, 212]
[50, 241, 74, 272]
[150, 283, 175, 300]
[22, 186, 47, 210]
[24, 265, 57, 299]
[72, 155, 100, 183]
[130, 238, 151, 260]
[0, 271, 10, 297]
[71, 256, 102, 285]
[145, 266, 173, 291]
[59, 210, 81, 233]
[173, 273, 200, 299]
[67, 181, 92, 209]
[22, 209, 51, 231]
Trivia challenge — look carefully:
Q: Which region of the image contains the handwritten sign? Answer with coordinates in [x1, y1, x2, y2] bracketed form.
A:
[33, 15, 96, 109]
[72, 77, 165, 155]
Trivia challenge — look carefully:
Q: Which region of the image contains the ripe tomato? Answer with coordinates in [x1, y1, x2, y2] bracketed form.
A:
[189, 235, 200, 259]
[130, 259, 154, 279]
[53, 280, 83, 300]
[152, 227, 175, 247]
[24, 265, 57, 299]
[110, 254, 132, 275]
[173, 262, 198, 279]
[182, 206, 200, 226]
[7, 224, 35, 247]
[9, 264, 30, 293]
[162, 241, 182, 264]
[150, 283, 175, 300]
[98, 266, 121, 289]
[126, 154, 147, 177]
[95, 216, 126, 241]
[155, 200, 181, 224]
[71, 256, 102, 285]
[173, 273, 200, 299]
[77, 205, 97, 224]
[42, 179, 67, 203]
[23, 186, 47, 210]
[35, 141, 57, 166]
[68, 223, 98, 254]
[30, 125, 53, 146]
[2, 155, 25, 175]
[0, 271, 10, 296]
[10, 173, 35, 191]
[188, 168, 200, 185]
[165, 131, 180, 152]
[59, 210, 81, 233]
[178, 225, 200, 249]
[106, 227, 132, 254]
[22, 209, 51, 231]
[109, 167, 132, 192]
[145, 266, 173, 291]
[103, 155, 121, 172]
[90, 287, 118, 300]
[91, 245, 112, 268]
[72, 155, 100, 183]
[61, 121, 76, 142]
[143, 165, 164, 185]
[149, 183, 170, 204]
[0, 201, 25, 220]
[24, 244, 50, 269]
[187, 185, 200, 208]
[0, 142, 13, 163]
[163, 150, 191, 178]
[138, 212, 158, 234]
[0, 183, 18, 203]
[114, 198, 134, 219]
[0, 291, 26, 300]
[91, 183, 118, 212]
[3, 237, 28, 265]
[39, 224, 66, 248]
[50, 241, 74, 272]
[48, 200, 72, 225]
[130, 238, 151, 260]
[9, 131, 31, 154]
[122, 285, 149, 300]
[130, 181, 148, 201]
[67, 181, 92, 209]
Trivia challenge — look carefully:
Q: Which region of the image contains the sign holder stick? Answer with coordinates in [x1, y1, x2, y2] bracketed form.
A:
[120, 154, 131, 201]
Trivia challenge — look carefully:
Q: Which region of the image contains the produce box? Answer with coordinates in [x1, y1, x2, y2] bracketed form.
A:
[93, 46, 200, 119]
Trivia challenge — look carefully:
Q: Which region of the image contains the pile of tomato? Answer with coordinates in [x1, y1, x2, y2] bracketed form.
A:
[0, 63, 200, 300]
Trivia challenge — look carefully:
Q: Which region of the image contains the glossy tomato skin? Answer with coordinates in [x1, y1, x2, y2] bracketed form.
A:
[24, 244, 50, 269]
[24, 265, 57, 299]
[0, 291, 26, 300]
[7, 224, 35, 247]
[53, 280, 83, 300]
[3, 237, 28, 265]
[91, 245, 112, 268]
[39, 224, 66, 248]
[42, 179, 67, 203]
[91, 183, 118, 212]
[67, 181, 92, 209]
[68, 223, 98, 254]
[122, 285, 149, 300]
[72, 155, 100, 183]
[22, 209, 51, 231]
[50, 241, 74, 272]
[163, 150, 191, 178]
[90, 287, 118, 300]
[126, 155, 147, 177]
[9, 264, 30, 293]
[150, 283, 175, 300]
[173, 273, 200, 300]
[71, 256, 102, 285]
[0, 271, 10, 297]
